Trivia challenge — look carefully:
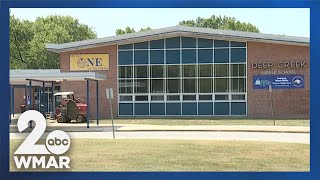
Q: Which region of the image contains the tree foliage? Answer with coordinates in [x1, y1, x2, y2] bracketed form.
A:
[179, 15, 259, 32]
[115, 15, 259, 35]
[10, 15, 97, 69]
[115, 26, 152, 35]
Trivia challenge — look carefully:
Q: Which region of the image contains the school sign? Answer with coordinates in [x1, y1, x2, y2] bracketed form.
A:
[70, 54, 109, 71]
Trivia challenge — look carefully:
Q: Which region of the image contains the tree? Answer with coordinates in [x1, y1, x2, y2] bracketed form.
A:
[115, 15, 259, 35]
[179, 15, 260, 32]
[10, 15, 97, 69]
[115, 26, 151, 35]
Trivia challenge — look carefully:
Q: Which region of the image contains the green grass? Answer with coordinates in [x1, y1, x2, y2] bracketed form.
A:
[92, 119, 310, 126]
[10, 139, 309, 172]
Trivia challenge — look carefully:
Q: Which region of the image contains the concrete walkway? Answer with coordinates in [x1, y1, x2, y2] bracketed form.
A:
[10, 131, 310, 144]
[9, 123, 309, 133]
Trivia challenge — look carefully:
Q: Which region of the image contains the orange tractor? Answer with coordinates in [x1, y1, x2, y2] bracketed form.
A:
[54, 92, 87, 123]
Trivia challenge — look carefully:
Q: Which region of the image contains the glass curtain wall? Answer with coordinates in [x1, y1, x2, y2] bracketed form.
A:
[118, 37, 246, 116]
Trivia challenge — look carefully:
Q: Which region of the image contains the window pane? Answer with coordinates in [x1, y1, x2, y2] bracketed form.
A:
[150, 50, 164, 64]
[119, 51, 133, 65]
[167, 95, 180, 101]
[134, 42, 148, 49]
[120, 96, 132, 102]
[135, 66, 148, 78]
[135, 79, 149, 93]
[231, 78, 246, 92]
[214, 49, 229, 63]
[215, 78, 229, 92]
[232, 95, 246, 100]
[199, 65, 212, 77]
[198, 38, 213, 48]
[183, 79, 196, 93]
[231, 64, 246, 77]
[231, 41, 246, 47]
[214, 40, 229, 47]
[151, 79, 164, 93]
[135, 95, 148, 101]
[231, 48, 246, 63]
[182, 37, 196, 48]
[182, 49, 196, 64]
[119, 66, 132, 78]
[183, 95, 196, 101]
[150, 39, 164, 49]
[151, 65, 164, 78]
[119, 44, 133, 50]
[199, 95, 212, 101]
[183, 65, 196, 77]
[166, 50, 180, 64]
[134, 50, 148, 64]
[239, 64, 246, 76]
[119, 80, 133, 94]
[167, 65, 180, 77]
[215, 64, 229, 77]
[166, 37, 180, 49]
[167, 79, 180, 93]
[199, 79, 212, 93]
[215, 95, 229, 100]
[198, 49, 213, 63]
[151, 95, 164, 101]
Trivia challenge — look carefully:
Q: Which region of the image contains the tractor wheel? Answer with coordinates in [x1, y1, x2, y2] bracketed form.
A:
[76, 116, 85, 123]
[57, 116, 65, 123]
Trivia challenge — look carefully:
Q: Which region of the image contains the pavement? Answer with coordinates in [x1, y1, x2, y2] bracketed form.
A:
[10, 131, 310, 144]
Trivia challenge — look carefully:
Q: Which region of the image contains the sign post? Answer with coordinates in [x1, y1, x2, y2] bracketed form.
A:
[106, 88, 115, 139]
[269, 84, 276, 126]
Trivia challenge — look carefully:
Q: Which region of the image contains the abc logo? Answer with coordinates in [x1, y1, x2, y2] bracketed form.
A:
[45, 130, 70, 155]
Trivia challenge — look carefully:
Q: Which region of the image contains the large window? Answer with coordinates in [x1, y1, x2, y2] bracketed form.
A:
[118, 37, 247, 116]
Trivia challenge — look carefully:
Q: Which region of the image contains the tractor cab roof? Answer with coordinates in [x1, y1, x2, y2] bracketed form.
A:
[54, 92, 74, 96]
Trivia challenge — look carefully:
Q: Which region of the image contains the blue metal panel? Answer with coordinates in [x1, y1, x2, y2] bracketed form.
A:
[231, 102, 246, 115]
[134, 42, 148, 49]
[214, 49, 229, 63]
[150, 103, 165, 115]
[165, 37, 180, 49]
[150, 50, 164, 64]
[214, 40, 229, 47]
[198, 49, 213, 63]
[119, 103, 133, 115]
[182, 102, 197, 115]
[166, 103, 181, 115]
[166, 50, 180, 64]
[119, 51, 133, 65]
[231, 48, 246, 63]
[150, 39, 164, 49]
[119, 44, 133, 50]
[182, 37, 196, 48]
[134, 50, 148, 64]
[182, 49, 196, 64]
[198, 38, 213, 48]
[134, 103, 149, 115]
[214, 102, 230, 115]
[198, 102, 213, 115]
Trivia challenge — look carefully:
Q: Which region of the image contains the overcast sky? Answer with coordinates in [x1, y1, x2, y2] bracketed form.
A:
[10, 8, 310, 38]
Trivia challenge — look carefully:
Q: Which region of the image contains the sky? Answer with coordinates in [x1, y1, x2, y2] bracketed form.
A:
[10, 8, 310, 38]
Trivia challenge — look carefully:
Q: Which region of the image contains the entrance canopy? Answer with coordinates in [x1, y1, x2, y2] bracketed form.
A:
[10, 69, 106, 85]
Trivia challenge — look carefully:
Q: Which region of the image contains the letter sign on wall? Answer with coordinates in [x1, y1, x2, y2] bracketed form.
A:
[70, 54, 109, 71]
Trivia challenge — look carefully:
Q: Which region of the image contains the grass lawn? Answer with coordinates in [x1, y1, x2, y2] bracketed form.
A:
[92, 119, 310, 126]
[10, 139, 309, 172]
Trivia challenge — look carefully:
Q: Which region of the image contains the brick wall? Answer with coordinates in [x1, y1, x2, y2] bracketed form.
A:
[59, 45, 118, 119]
[247, 42, 310, 119]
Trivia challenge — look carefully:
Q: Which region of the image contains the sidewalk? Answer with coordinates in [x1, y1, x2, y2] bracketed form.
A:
[9, 123, 310, 133]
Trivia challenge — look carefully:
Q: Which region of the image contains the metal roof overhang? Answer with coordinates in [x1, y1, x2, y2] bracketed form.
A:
[10, 69, 106, 85]
[46, 26, 310, 53]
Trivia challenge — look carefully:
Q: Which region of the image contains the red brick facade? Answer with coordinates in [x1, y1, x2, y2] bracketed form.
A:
[60, 45, 118, 119]
[247, 42, 310, 118]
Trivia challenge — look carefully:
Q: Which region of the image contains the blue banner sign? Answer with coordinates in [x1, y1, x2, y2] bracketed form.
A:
[253, 75, 304, 89]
